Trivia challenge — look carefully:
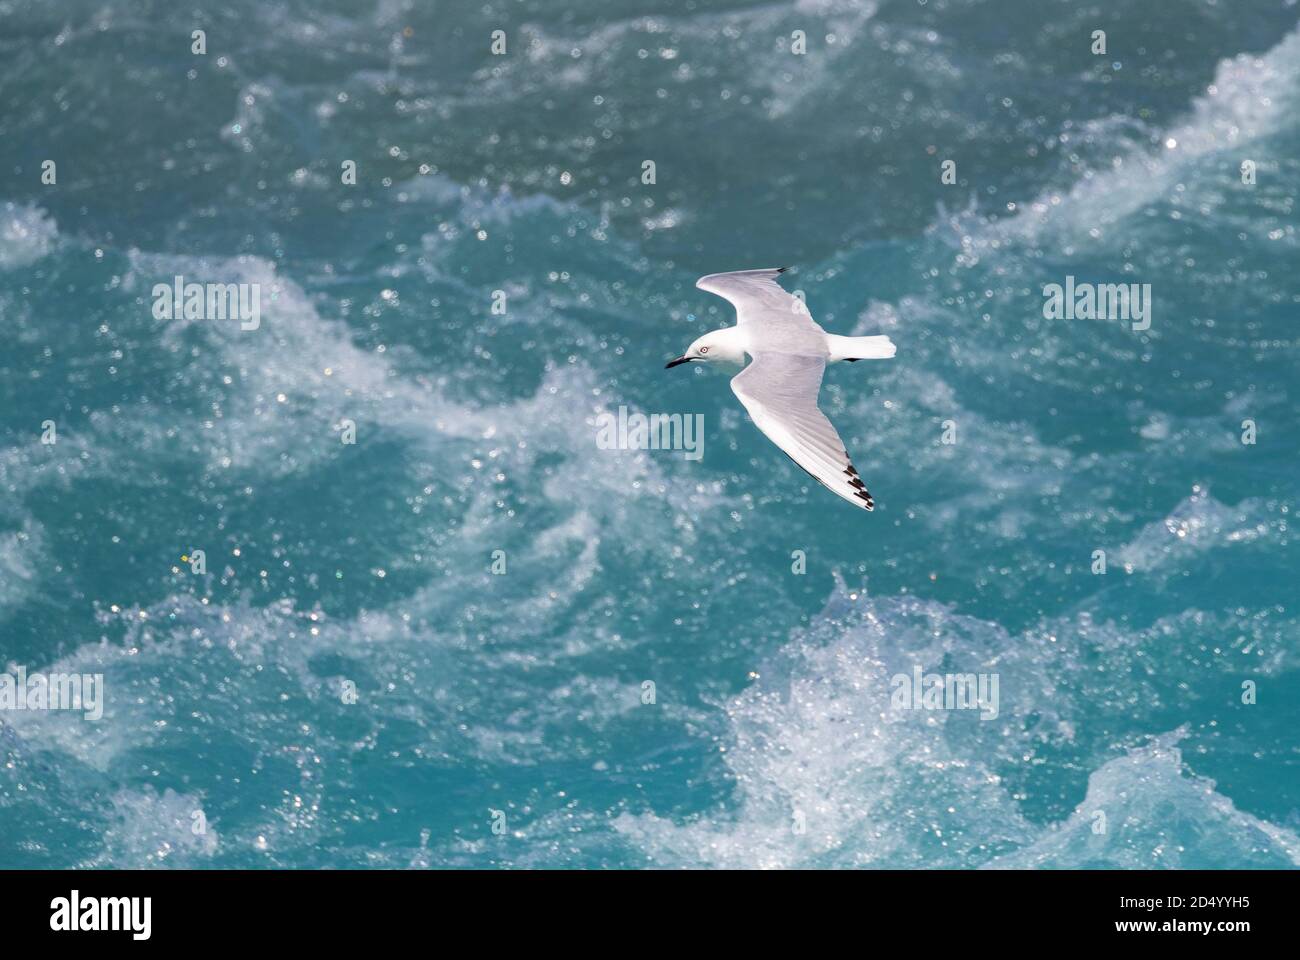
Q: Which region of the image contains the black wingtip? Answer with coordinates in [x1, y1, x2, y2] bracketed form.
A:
[776, 266, 789, 274]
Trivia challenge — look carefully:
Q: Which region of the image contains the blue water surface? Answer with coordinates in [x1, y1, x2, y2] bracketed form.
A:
[0, 0, 1297, 868]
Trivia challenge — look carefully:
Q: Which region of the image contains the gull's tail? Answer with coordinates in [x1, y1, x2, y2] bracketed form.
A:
[828, 334, 896, 362]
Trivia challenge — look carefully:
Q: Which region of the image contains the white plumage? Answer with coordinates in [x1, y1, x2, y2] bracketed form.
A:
[667, 268, 896, 511]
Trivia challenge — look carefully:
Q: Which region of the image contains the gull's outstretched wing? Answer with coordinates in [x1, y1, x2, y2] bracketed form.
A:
[696, 268, 818, 330]
[730, 352, 875, 511]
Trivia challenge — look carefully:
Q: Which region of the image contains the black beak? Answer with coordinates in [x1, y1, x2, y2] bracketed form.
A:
[665, 356, 694, 369]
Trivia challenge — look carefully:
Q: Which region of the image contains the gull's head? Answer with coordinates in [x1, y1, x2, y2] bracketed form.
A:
[665, 329, 744, 369]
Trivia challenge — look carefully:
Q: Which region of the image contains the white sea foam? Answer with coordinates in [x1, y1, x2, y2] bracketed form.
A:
[763, 0, 884, 119]
[1116, 487, 1283, 575]
[939, 24, 1300, 256]
[12, 576, 1285, 868]
[0, 202, 57, 270]
[5, 565, 685, 780]
[86, 787, 220, 868]
[987, 730, 1300, 869]
[615, 583, 1298, 868]
[0, 438, 103, 616]
[1030, 28, 1298, 240]
[0, 519, 45, 614]
[122, 250, 728, 515]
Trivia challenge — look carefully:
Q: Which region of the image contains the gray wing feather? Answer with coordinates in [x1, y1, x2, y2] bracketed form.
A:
[730, 353, 875, 510]
[696, 268, 819, 332]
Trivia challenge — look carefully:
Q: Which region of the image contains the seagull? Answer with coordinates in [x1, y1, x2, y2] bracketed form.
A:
[666, 268, 896, 511]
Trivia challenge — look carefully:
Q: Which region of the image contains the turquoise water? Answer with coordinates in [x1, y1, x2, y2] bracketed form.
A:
[0, 0, 1297, 868]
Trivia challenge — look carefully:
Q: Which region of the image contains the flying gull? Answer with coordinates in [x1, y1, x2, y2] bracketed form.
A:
[666, 268, 895, 511]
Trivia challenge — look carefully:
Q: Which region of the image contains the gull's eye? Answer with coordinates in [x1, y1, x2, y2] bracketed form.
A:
[699, 346, 709, 355]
